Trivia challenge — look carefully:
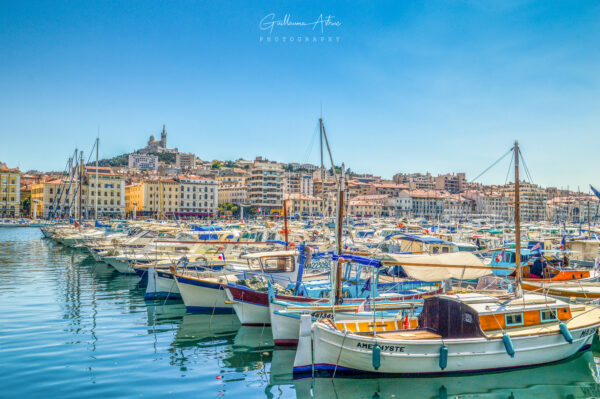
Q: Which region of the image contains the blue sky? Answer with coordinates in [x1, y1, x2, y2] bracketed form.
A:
[1, 1, 598, 190]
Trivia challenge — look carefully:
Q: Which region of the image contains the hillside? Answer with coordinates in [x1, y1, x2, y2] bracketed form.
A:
[96, 152, 177, 167]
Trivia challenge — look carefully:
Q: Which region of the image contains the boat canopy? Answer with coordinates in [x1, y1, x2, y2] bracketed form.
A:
[384, 232, 454, 245]
[380, 252, 492, 282]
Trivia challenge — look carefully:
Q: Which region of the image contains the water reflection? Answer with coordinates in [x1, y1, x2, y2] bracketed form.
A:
[285, 352, 600, 399]
[4, 227, 600, 399]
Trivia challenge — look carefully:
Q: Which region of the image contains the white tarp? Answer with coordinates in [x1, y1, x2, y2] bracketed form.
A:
[382, 252, 492, 282]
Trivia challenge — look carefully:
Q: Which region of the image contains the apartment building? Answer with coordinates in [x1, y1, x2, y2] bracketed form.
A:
[176, 175, 218, 217]
[246, 159, 283, 211]
[0, 166, 20, 217]
[128, 153, 158, 171]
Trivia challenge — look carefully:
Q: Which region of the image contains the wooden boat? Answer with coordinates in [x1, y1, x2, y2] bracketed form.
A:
[293, 292, 600, 376]
[521, 279, 600, 299]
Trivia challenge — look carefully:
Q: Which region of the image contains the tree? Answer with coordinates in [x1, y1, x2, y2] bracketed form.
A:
[218, 202, 239, 216]
[21, 194, 31, 216]
[212, 161, 224, 169]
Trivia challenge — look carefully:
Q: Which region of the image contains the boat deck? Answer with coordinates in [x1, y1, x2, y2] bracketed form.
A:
[372, 330, 442, 340]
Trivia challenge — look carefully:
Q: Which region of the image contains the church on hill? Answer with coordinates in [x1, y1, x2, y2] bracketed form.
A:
[139, 125, 178, 154]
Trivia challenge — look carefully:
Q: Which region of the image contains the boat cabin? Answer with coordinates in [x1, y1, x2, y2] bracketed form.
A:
[416, 293, 572, 338]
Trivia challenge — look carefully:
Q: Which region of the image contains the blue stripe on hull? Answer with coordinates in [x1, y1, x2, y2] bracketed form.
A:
[175, 276, 223, 290]
[144, 292, 182, 300]
[293, 344, 593, 379]
[186, 306, 235, 314]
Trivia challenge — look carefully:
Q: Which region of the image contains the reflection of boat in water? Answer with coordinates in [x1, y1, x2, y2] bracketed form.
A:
[291, 351, 600, 399]
[146, 303, 187, 328]
[173, 313, 240, 348]
[269, 349, 295, 386]
[233, 325, 274, 350]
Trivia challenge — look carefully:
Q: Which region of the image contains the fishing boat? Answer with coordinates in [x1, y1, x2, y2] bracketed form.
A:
[292, 141, 600, 377]
[293, 292, 600, 376]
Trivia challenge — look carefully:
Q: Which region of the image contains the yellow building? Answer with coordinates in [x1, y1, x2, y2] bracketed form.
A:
[30, 179, 73, 218]
[0, 166, 21, 217]
[125, 179, 180, 218]
[30, 167, 125, 219]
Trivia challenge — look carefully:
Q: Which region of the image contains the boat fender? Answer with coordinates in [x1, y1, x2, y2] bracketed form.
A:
[439, 345, 448, 370]
[438, 385, 447, 399]
[502, 333, 515, 357]
[372, 343, 381, 370]
[559, 322, 573, 343]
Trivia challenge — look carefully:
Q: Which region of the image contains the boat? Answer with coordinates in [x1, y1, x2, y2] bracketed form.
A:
[293, 291, 600, 376]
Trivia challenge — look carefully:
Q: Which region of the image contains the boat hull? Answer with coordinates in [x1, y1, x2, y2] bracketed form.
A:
[174, 274, 234, 313]
[294, 321, 597, 377]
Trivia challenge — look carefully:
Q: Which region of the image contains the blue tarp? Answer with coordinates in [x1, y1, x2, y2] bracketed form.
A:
[332, 253, 382, 268]
[191, 225, 223, 232]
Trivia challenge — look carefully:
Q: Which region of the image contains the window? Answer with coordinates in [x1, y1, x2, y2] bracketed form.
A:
[540, 309, 557, 322]
[505, 313, 523, 326]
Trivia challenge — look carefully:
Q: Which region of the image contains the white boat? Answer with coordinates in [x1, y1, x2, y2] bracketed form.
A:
[293, 292, 600, 376]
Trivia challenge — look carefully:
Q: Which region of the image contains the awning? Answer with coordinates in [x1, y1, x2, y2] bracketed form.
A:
[379, 252, 492, 282]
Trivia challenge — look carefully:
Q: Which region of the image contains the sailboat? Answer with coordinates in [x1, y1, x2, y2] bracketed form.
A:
[292, 141, 600, 377]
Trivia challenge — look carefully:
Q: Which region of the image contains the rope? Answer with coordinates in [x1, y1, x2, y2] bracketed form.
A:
[332, 328, 349, 378]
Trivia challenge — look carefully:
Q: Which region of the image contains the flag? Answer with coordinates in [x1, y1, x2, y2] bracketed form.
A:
[355, 295, 371, 314]
[218, 252, 225, 261]
[560, 236, 566, 250]
[403, 314, 410, 329]
[73, 220, 80, 228]
[531, 243, 542, 256]
[361, 277, 371, 293]
[494, 252, 502, 263]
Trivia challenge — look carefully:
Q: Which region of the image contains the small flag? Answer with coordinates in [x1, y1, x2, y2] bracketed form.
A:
[494, 252, 502, 263]
[403, 314, 410, 329]
[218, 252, 225, 261]
[355, 295, 371, 314]
[560, 236, 566, 250]
[361, 277, 371, 293]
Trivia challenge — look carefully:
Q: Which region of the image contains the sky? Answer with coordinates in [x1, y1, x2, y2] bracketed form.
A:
[1, 0, 599, 190]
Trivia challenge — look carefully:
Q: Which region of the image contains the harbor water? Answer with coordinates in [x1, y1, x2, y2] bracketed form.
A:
[3, 227, 600, 398]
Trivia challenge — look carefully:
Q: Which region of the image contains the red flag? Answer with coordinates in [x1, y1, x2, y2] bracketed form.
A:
[403, 314, 410, 329]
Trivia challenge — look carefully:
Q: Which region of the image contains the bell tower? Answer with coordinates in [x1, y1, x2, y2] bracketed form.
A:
[160, 124, 167, 148]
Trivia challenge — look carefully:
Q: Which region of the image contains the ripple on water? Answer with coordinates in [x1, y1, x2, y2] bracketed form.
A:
[3, 228, 600, 399]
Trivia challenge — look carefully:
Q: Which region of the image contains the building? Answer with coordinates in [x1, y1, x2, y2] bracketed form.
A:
[442, 194, 475, 220]
[30, 167, 125, 219]
[84, 167, 125, 218]
[503, 182, 547, 221]
[138, 125, 178, 154]
[0, 166, 20, 217]
[283, 172, 313, 196]
[410, 190, 445, 219]
[176, 175, 218, 217]
[435, 173, 466, 194]
[128, 153, 158, 171]
[125, 179, 180, 218]
[393, 173, 436, 190]
[218, 184, 248, 205]
[284, 193, 323, 216]
[31, 179, 70, 218]
[246, 159, 283, 212]
[367, 182, 410, 198]
[176, 153, 197, 170]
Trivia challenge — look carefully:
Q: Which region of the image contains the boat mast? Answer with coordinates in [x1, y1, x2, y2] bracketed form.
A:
[79, 150, 83, 224]
[514, 141, 522, 297]
[95, 136, 99, 220]
[333, 163, 345, 306]
[283, 198, 288, 249]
